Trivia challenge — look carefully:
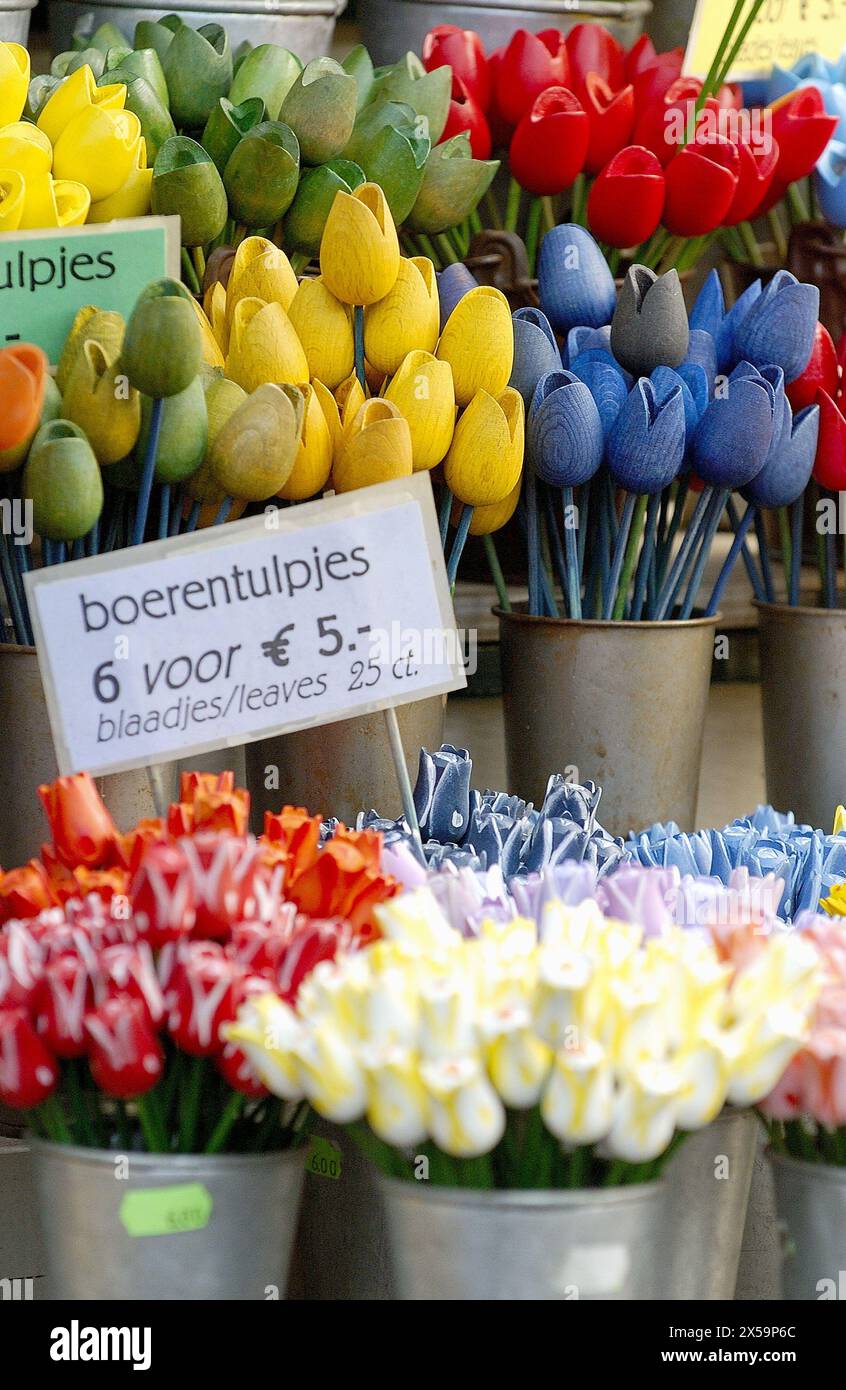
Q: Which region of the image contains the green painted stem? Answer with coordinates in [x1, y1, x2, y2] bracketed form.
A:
[181, 246, 201, 295]
[205, 1092, 245, 1154]
[483, 533, 510, 611]
[613, 494, 648, 619]
[504, 176, 522, 234]
[525, 196, 544, 276]
[778, 506, 792, 598]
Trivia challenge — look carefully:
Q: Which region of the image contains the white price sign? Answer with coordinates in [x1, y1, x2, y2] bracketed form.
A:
[25, 475, 466, 777]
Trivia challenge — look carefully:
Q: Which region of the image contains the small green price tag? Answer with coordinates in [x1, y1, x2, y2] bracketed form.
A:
[307, 1135, 342, 1180]
[119, 1183, 213, 1237]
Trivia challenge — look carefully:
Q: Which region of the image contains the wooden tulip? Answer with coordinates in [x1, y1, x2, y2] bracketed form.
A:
[56, 308, 125, 395]
[384, 349, 456, 471]
[208, 383, 304, 501]
[25, 420, 104, 542]
[62, 339, 141, 465]
[364, 257, 440, 377]
[333, 399, 413, 492]
[444, 387, 524, 505]
[287, 278, 354, 391]
[437, 286, 514, 407]
[320, 183, 400, 307]
[313, 378, 343, 460]
[225, 298, 309, 394]
[227, 236, 299, 316]
[277, 384, 333, 500]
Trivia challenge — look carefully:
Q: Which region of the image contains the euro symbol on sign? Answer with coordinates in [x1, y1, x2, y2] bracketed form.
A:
[261, 624, 296, 667]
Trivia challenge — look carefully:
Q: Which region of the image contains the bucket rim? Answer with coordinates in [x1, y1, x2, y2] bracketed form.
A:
[754, 597, 846, 621]
[364, 0, 653, 14]
[768, 1148, 846, 1185]
[494, 603, 721, 632]
[0, 642, 35, 655]
[53, 0, 344, 11]
[30, 1136, 306, 1171]
[378, 1173, 664, 1209]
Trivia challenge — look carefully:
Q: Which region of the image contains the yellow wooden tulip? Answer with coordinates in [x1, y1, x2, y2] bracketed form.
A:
[384, 350, 455, 472]
[62, 339, 141, 466]
[38, 65, 126, 148]
[437, 286, 514, 408]
[53, 107, 143, 203]
[87, 141, 152, 222]
[18, 173, 90, 230]
[320, 183, 400, 306]
[56, 308, 125, 395]
[336, 372, 367, 435]
[0, 170, 24, 233]
[469, 477, 521, 534]
[277, 383, 333, 500]
[0, 42, 30, 126]
[312, 378, 343, 460]
[224, 297, 309, 394]
[333, 399, 413, 493]
[444, 387, 524, 506]
[186, 376, 248, 505]
[287, 277, 353, 390]
[0, 123, 52, 178]
[209, 382, 305, 501]
[205, 281, 230, 356]
[189, 296, 225, 370]
[227, 236, 298, 316]
[364, 257, 440, 377]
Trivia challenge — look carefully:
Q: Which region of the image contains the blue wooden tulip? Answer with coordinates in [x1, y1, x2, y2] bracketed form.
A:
[742, 402, 819, 508]
[437, 262, 478, 333]
[413, 743, 472, 844]
[610, 265, 689, 378]
[676, 362, 710, 422]
[606, 377, 686, 494]
[815, 139, 846, 229]
[681, 329, 717, 394]
[537, 223, 616, 336]
[733, 269, 820, 383]
[565, 324, 611, 366]
[650, 367, 700, 453]
[689, 268, 725, 339]
[570, 350, 629, 440]
[509, 307, 562, 407]
[529, 370, 604, 487]
[692, 362, 776, 487]
[718, 278, 762, 372]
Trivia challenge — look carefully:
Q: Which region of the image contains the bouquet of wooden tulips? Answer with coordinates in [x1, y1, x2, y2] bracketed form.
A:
[0, 770, 398, 1153]
[224, 886, 824, 1188]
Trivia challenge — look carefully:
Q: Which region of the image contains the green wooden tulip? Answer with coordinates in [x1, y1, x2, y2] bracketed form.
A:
[99, 71, 176, 163]
[201, 96, 265, 176]
[24, 421, 104, 542]
[407, 132, 499, 234]
[374, 54, 451, 145]
[104, 45, 133, 70]
[342, 45, 375, 112]
[51, 48, 106, 80]
[279, 58, 357, 166]
[122, 278, 202, 398]
[138, 377, 208, 484]
[228, 44, 302, 122]
[25, 75, 59, 122]
[223, 121, 300, 227]
[163, 22, 232, 130]
[346, 103, 430, 226]
[284, 158, 365, 257]
[233, 41, 253, 79]
[151, 136, 228, 248]
[72, 21, 128, 54]
[208, 383, 304, 501]
[134, 16, 182, 63]
[110, 46, 169, 109]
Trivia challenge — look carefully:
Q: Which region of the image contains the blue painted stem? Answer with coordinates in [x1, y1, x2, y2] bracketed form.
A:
[543, 487, 568, 609]
[576, 480, 589, 589]
[186, 501, 202, 533]
[71, 538, 85, 561]
[726, 496, 765, 602]
[169, 489, 184, 538]
[87, 516, 100, 557]
[652, 488, 713, 620]
[754, 509, 775, 602]
[132, 396, 164, 546]
[603, 492, 636, 621]
[525, 471, 541, 617]
[447, 505, 474, 588]
[679, 489, 729, 621]
[439, 488, 452, 550]
[706, 501, 755, 617]
[789, 494, 803, 606]
[561, 485, 581, 620]
[630, 492, 661, 621]
[656, 477, 689, 588]
[0, 534, 29, 645]
[214, 496, 233, 527]
[158, 484, 171, 541]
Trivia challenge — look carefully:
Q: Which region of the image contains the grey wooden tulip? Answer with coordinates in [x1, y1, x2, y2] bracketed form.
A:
[611, 266, 689, 378]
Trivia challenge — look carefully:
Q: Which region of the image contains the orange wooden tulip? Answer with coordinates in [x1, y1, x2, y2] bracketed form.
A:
[0, 344, 48, 455]
[37, 771, 119, 870]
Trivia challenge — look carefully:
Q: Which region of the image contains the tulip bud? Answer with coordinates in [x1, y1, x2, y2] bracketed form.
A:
[334, 399, 413, 492]
[37, 64, 125, 147]
[444, 387, 524, 505]
[225, 297, 309, 394]
[0, 344, 47, 460]
[287, 278, 354, 390]
[485, 1007, 552, 1108]
[54, 106, 143, 203]
[437, 286, 514, 407]
[0, 170, 24, 233]
[189, 294, 225, 370]
[201, 96, 264, 175]
[151, 136, 228, 247]
[223, 120, 300, 227]
[336, 373, 367, 435]
[208, 383, 304, 500]
[134, 16, 181, 63]
[541, 1041, 615, 1145]
[139, 377, 208, 484]
[469, 477, 521, 535]
[56, 307, 125, 395]
[377, 53, 452, 145]
[122, 278, 202, 398]
[529, 370, 605, 487]
[344, 102, 430, 226]
[280, 57, 357, 166]
[25, 420, 104, 541]
[111, 46, 168, 108]
[364, 257, 440, 377]
[205, 280, 230, 355]
[18, 173, 91, 230]
[24, 75, 59, 123]
[0, 122, 52, 179]
[78, 21, 129, 55]
[162, 22, 233, 129]
[184, 378, 247, 503]
[87, 144, 152, 222]
[62, 340, 141, 466]
[277, 384, 333, 500]
[407, 131, 498, 235]
[611, 265, 690, 378]
[228, 43, 302, 121]
[313, 378, 343, 459]
[342, 44, 375, 112]
[437, 262, 479, 331]
[384, 350, 456, 472]
[421, 1054, 506, 1157]
[0, 41, 30, 125]
[284, 159, 366, 258]
[227, 235, 298, 316]
[99, 70, 174, 163]
[321, 183, 401, 307]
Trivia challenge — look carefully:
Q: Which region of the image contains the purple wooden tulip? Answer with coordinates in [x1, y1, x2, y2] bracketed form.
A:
[692, 361, 776, 487]
[610, 265, 689, 378]
[437, 262, 479, 333]
[570, 349, 629, 439]
[606, 377, 686, 493]
[537, 223, 617, 336]
[413, 743, 472, 843]
[733, 269, 820, 383]
[742, 401, 819, 508]
[509, 307, 562, 407]
[529, 369, 604, 487]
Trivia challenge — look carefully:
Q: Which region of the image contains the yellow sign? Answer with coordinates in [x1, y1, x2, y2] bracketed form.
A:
[685, 0, 846, 82]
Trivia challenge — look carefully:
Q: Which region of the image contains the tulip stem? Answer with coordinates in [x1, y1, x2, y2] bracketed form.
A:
[652, 487, 712, 619]
[483, 534, 510, 611]
[706, 500, 756, 616]
[613, 493, 648, 621]
[214, 496, 233, 527]
[180, 247, 201, 296]
[484, 189, 502, 229]
[787, 181, 810, 228]
[541, 196, 557, 235]
[504, 177, 522, 235]
[169, 489, 184, 538]
[179, 1055, 206, 1154]
[157, 484, 171, 542]
[0, 532, 30, 645]
[767, 208, 788, 262]
[712, 0, 768, 95]
[738, 220, 764, 267]
[570, 173, 587, 227]
[447, 504, 474, 588]
[205, 1092, 244, 1155]
[192, 246, 206, 288]
[525, 198, 544, 277]
[415, 234, 442, 269]
[777, 505, 792, 597]
[434, 233, 458, 266]
[630, 492, 661, 621]
[754, 509, 775, 602]
[789, 493, 803, 606]
[696, 0, 744, 109]
[543, 487, 568, 607]
[186, 501, 202, 533]
[132, 397, 164, 547]
[353, 304, 366, 390]
[290, 252, 310, 276]
[438, 488, 452, 550]
[561, 486, 582, 620]
[679, 488, 729, 620]
[726, 495, 766, 602]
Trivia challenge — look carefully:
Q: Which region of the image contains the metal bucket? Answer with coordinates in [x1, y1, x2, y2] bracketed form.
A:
[245, 694, 446, 829]
[33, 1140, 305, 1300]
[659, 1109, 757, 1300]
[497, 606, 719, 838]
[0, 0, 36, 43]
[735, 1132, 783, 1299]
[359, 0, 652, 66]
[756, 600, 846, 831]
[49, 0, 347, 60]
[771, 1151, 846, 1301]
[380, 1176, 665, 1299]
[0, 1136, 47, 1301]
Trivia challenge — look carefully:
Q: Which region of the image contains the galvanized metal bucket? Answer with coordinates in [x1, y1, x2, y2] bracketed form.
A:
[771, 1150, 846, 1301]
[0, 0, 36, 43]
[659, 1109, 757, 1300]
[497, 606, 719, 838]
[359, 0, 652, 66]
[756, 600, 846, 831]
[0, 1136, 47, 1301]
[735, 1131, 783, 1299]
[246, 694, 446, 829]
[49, 0, 347, 59]
[33, 1140, 305, 1300]
[380, 1176, 665, 1299]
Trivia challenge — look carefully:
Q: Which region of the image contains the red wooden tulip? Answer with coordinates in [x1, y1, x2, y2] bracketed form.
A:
[769, 87, 839, 183]
[166, 943, 241, 1056]
[632, 47, 685, 111]
[98, 942, 166, 1028]
[587, 144, 665, 247]
[786, 323, 838, 412]
[0, 919, 44, 1007]
[85, 996, 164, 1098]
[582, 73, 635, 175]
[0, 1007, 59, 1109]
[722, 135, 779, 225]
[625, 34, 656, 83]
[663, 134, 740, 236]
[509, 86, 589, 195]
[422, 23, 492, 111]
[813, 388, 846, 491]
[35, 953, 95, 1058]
[565, 22, 626, 99]
[216, 972, 272, 1097]
[130, 842, 196, 948]
[495, 28, 570, 125]
[633, 77, 719, 166]
[441, 73, 492, 158]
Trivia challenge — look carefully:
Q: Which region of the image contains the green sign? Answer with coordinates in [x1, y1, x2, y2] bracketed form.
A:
[119, 1182, 213, 1237]
[306, 1135, 342, 1180]
[0, 216, 180, 364]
